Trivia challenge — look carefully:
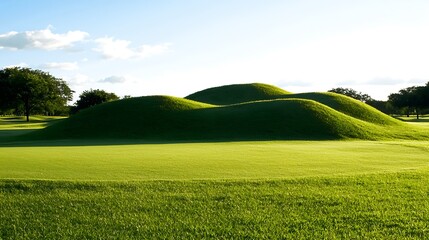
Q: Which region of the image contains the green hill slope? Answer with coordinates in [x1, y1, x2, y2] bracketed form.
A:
[21, 94, 427, 141]
[187, 83, 401, 126]
[281, 92, 401, 126]
[185, 83, 291, 105]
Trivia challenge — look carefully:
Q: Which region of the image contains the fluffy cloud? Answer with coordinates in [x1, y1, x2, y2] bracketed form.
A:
[94, 37, 170, 60]
[0, 27, 88, 50]
[99, 75, 127, 83]
[41, 62, 79, 71]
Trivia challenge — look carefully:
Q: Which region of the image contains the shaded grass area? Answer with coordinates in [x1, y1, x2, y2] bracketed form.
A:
[0, 115, 65, 127]
[188, 84, 400, 126]
[398, 115, 429, 123]
[1, 171, 429, 239]
[1, 141, 428, 181]
[0, 116, 65, 130]
[0, 116, 66, 139]
[16, 96, 429, 142]
[2, 84, 427, 142]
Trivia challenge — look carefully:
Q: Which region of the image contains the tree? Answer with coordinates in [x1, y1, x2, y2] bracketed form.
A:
[388, 85, 429, 119]
[73, 89, 119, 113]
[328, 87, 373, 102]
[366, 100, 393, 114]
[0, 67, 73, 121]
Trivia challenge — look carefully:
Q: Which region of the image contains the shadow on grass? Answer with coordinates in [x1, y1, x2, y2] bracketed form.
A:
[395, 115, 429, 122]
[0, 135, 337, 148]
[0, 129, 38, 138]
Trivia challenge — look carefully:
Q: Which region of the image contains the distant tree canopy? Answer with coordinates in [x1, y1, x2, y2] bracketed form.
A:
[365, 100, 393, 115]
[328, 87, 374, 103]
[0, 67, 73, 121]
[388, 83, 429, 119]
[73, 89, 119, 113]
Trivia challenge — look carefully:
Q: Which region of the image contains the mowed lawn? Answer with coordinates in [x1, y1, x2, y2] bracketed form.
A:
[1, 171, 429, 239]
[1, 116, 429, 238]
[0, 140, 428, 180]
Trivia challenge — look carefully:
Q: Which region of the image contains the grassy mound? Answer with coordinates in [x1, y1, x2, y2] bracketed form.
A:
[186, 83, 401, 126]
[185, 83, 291, 105]
[20, 94, 427, 141]
[281, 92, 401, 126]
[10, 83, 428, 142]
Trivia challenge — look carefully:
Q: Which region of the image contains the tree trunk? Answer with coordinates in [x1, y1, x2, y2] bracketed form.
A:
[25, 97, 30, 122]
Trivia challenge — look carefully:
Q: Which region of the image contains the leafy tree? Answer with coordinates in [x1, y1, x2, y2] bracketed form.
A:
[366, 100, 394, 114]
[0, 67, 73, 121]
[388, 85, 429, 119]
[73, 89, 119, 113]
[328, 87, 373, 102]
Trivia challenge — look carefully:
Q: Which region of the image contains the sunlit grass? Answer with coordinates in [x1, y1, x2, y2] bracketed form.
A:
[0, 116, 65, 129]
[1, 171, 429, 239]
[0, 140, 428, 181]
[1, 115, 429, 238]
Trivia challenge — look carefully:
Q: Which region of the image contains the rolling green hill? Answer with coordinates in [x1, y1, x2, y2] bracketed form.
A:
[16, 83, 428, 141]
[281, 92, 401, 125]
[187, 83, 400, 126]
[185, 83, 291, 105]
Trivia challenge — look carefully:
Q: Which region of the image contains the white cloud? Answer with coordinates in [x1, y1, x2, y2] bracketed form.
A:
[41, 62, 79, 71]
[0, 27, 88, 50]
[99, 75, 127, 83]
[94, 37, 170, 60]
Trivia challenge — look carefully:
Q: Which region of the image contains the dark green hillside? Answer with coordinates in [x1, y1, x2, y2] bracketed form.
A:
[186, 83, 291, 105]
[281, 92, 401, 126]
[12, 83, 428, 142]
[20, 95, 425, 141]
[186, 83, 400, 126]
[25, 96, 213, 140]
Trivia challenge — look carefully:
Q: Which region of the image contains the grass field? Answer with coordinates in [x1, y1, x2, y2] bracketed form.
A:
[16, 84, 429, 141]
[0, 115, 65, 130]
[1, 137, 429, 238]
[0, 116, 65, 139]
[2, 172, 429, 239]
[0, 141, 428, 181]
[1, 86, 429, 238]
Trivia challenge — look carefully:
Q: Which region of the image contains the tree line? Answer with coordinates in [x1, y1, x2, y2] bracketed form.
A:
[0, 67, 119, 121]
[329, 83, 429, 119]
[1, 67, 428, 121]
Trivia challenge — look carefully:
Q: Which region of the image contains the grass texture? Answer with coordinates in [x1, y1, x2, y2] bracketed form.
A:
[2, 171, 429, 239]
[1, 83, 429, 238]
[0, 116, 64, 130]
[1, 141, 429, 181]
[185, 82, 291, 104]
[10, 83, 428, 142]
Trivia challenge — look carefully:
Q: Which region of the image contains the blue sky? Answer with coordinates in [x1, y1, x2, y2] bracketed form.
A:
[1, 0, 429, 101]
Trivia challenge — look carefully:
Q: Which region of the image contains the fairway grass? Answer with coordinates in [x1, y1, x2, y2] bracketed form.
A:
[1, 113, 429, 238]
[2, 171, 429, 239]
[1, 141, 428, 180]
[0, 116, 65, 130]
[0, 116, 65, 139]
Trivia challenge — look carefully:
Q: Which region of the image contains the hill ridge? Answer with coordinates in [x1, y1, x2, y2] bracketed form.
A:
[16, 82, 428, 141]
[186, 83, 291, 105]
